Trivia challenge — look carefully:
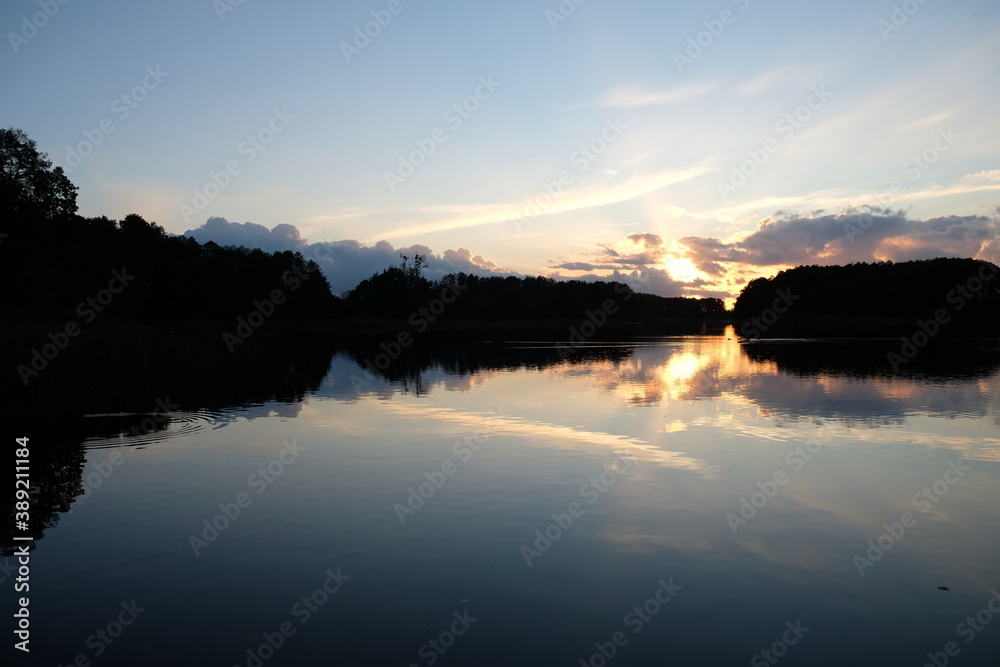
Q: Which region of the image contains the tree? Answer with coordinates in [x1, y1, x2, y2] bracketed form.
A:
[399, 253, 427, 283]
[0, 127, 78, 220]
[120, 213, 166, 240]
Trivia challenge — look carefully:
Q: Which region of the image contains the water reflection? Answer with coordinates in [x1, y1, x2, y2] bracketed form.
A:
[324, 328, 1000, 458]
[7, 328, 1000, 666]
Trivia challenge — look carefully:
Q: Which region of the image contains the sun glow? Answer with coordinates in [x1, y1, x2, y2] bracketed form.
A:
[663, 257, 703, 283]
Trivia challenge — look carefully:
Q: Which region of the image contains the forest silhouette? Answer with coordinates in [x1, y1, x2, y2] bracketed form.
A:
[733, 258, 999, 336]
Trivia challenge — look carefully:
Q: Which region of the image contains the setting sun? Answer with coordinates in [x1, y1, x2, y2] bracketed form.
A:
[663, 256, 703, 283]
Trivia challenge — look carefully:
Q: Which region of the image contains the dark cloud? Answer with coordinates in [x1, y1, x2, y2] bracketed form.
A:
[678, 209, 1000, 273]
[613, 254, 663, 266]
[627, 232, 663, 247]
[589, 233, 669, 269]
[550, 262, 599, 271]
[598, 244, 621, 258]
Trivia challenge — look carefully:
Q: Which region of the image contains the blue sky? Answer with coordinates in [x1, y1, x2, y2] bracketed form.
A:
[3, 0, 999, 299]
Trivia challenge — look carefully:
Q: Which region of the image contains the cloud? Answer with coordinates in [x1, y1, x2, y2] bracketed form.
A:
[627, 233, 663, 247]
[901, 111, 955, 131]
[183, 217, 520, 296]
[369, 164, 714, 241]
[914, 169, 1000, 201]
[678, 209, 1000, 276]
[544, 231, 732, 298]
[183, 217, 305, 253]
[550, 233, 669, 274]
[550, 267, 692, 298]
[441, 247, 500, 271]
[550, 262, 599, 271]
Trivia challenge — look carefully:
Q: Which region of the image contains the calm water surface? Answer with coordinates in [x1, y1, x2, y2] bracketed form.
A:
[17, 329, 1000, 666]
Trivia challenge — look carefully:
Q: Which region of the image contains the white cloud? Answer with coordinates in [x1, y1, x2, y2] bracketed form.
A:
[369, 163, 715, 241]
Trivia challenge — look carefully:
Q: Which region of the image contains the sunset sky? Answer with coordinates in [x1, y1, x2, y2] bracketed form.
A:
[3, 0, 999, 300]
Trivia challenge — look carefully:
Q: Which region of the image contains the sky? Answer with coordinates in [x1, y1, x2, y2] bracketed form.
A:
[3, 0, 999, 301]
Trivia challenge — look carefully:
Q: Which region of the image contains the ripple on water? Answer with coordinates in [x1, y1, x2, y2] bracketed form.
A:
[79, 410, 226, 449]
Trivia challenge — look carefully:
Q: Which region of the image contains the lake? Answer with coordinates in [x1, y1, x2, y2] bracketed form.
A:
[10, 327, 1000, 666]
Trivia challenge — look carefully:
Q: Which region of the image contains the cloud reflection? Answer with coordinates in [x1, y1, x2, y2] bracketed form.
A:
[322, 328, 1000, 461]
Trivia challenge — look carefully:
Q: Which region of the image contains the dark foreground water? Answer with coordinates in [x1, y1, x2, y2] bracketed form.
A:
[7, 328, 1000, 666]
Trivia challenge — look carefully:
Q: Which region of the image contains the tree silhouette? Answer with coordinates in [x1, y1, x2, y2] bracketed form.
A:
[0, 127, 78, 221]
[733, 258, 1000, 336]
[345, 254, 434, 318]
[345, 262, 728, 323]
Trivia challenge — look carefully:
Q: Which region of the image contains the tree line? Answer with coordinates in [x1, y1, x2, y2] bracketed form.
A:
[342, 258, 727, 321]
[733, 259, 1000, 335]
